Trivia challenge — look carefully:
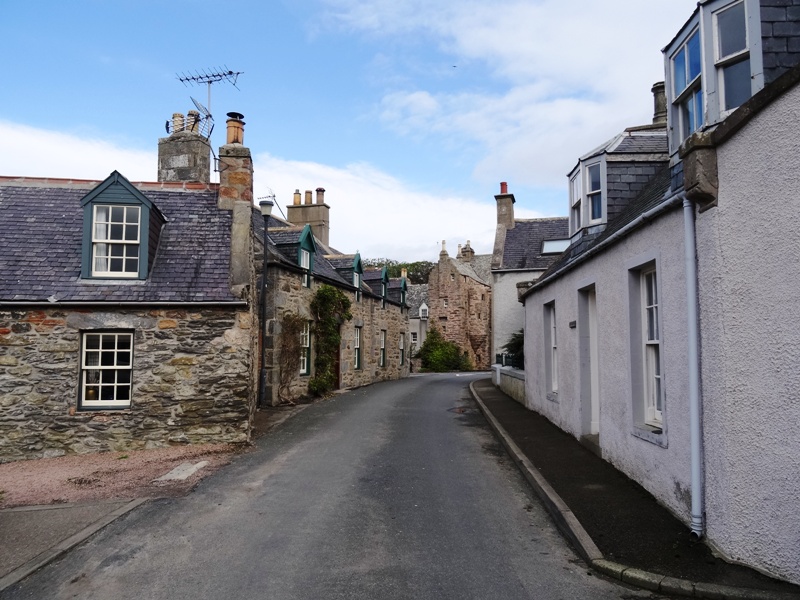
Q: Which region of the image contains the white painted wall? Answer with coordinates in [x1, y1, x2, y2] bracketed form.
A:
[695, 83, 800, 584]
[492, 270, 539, 360]
[523, 209, 694, 523]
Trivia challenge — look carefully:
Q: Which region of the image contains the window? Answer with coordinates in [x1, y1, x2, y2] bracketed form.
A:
[353, 272, 361, 302]
[542, 239, 570, 254]
[91, 205, 140, 277]
[381, 281, 386, 308]
[80, 331, 133, 409]
[642, 269, 663, 425]
[380, 330, 386, 367]
[672, 29, 704, 143]
[544, 303, 558, 393]
[714, 1, 750, 112]
[411, 332, 418, 344]
[300, 321, 311, 375]
[300, 249, 311, 287]
[399, 334, 405, 365]
[420, 305, 428, 320]
[570, 171, 582, 233]
[354, 327, 362, 370]
[443, 299, 448, 309]
[587, 164, 603, 222]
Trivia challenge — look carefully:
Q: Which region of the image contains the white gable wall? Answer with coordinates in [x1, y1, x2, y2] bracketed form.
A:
[695, 83, 800, 584]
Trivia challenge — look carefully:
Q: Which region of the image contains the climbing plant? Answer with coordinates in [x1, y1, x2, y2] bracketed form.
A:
[278, 313, 307, 403]
[308, 284, 352, 396]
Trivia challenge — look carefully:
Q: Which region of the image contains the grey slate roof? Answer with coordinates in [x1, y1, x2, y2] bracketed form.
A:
[407, 284, 429, 318]
[577, 129, 667, 163]
[531, 167, 672, 291]
[0, 180, 239, 303]
[499, 218, 570, 271]
[451, 255, 492, 286]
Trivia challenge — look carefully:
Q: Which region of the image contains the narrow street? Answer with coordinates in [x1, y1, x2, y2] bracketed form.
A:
[3, 374, 662, 599]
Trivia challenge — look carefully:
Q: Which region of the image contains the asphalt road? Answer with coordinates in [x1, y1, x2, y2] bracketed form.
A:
[3, 374, 664, 599]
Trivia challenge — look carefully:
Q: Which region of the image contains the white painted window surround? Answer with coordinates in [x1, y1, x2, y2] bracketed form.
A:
[91, 205, 140, 277]
[80, 331, 134, 409]
[569, 158, 607, 237]
[300, 322, 311, 375]
[544, 302, 558, 394]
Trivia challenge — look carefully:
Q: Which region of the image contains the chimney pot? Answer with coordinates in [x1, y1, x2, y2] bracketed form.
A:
[651, 82, 667, 125]
[293, 189, 302, 205]
[172, 113, 185, 133]
[316, 187, 326, 204]
[225, 112, 245, 144]
[304, 190, 313, 205]
[500, 181, 508, 194]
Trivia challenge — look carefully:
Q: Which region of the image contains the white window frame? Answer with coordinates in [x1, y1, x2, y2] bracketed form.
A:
[670, 27, 704, 146]
[80, 331, 134, 409]
[300, 249, 311, 287]
[399, 334, 405, 365]
[353, 272, 361, 302]
[641, 268, 663, 426]
[544, 302, 558, 394]
[380, 330, 386, 367]
[354, 326, 361, 370]
[91, 205, 141, 278]
[712, 0, 751, 116]
[586, 163, 603, 224]
[300, 321, 311, 375]
[419, 305, 428, 320]
[411, 332, 418, 344]
[569, 170, 582, 235]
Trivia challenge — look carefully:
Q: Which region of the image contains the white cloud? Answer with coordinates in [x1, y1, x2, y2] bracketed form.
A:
[0, 121, 518, 261]
[253, 151, 523, 260]
[0, 121, 155, 182]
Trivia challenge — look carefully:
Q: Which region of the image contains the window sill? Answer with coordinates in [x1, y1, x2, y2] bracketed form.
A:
[632, 424, 668, 447]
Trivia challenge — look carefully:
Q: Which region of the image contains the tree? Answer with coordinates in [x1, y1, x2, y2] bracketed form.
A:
[501, 329, 524, 369]
[362, 258, 435, 284]
[415, 325, 472, 372]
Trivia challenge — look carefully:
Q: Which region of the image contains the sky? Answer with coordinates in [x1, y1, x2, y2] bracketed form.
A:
[0, 0, 697, 261]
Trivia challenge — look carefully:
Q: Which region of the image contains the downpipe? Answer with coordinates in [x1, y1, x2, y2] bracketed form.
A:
[682, 194, 705, 539]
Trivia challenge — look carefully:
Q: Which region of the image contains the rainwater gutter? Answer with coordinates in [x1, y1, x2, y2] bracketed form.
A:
[681, 192, 705, 539]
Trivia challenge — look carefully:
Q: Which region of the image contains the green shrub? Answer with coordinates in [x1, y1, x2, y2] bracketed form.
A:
[416, 326, 472, 372]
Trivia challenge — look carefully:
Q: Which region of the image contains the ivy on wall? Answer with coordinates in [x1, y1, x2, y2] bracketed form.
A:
[309, 284, 352, 396]
[278, 313, 307, 403]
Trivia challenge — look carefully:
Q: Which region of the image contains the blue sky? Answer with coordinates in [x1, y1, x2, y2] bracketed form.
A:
[0, 0, 697, 261]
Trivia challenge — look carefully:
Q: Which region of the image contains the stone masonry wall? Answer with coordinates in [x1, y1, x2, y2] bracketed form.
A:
[428, 257, 491, 369]
[0, 307, 254, 463]
[263, 267, 409, 405]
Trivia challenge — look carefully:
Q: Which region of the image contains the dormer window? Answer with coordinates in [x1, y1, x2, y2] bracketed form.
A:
[715, 1, 750, 112]
[300, 248, 311, 287]
[80, 171, 163, 280]
[353, 272, 362, 302]
[420, 304, 428, 320]
[569, 159, 606, 235]
[671, 29, 703, 142]
[92, 205, 140, 277]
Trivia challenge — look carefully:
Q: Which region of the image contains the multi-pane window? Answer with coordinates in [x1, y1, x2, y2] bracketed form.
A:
[714, 1, 750, 112]
[411, 332, 418, 344]
[300, 249, 311, 287]
[80, 332, 133, 409]
[380, 330, 386, 367]
[92, 205, 140, 277]
[642, 269, 663, 425]
[399, 334, 405, 365]
[672, 30, 703, 142]
[570, 172, 582, 233]
[419, 306, 428, 319]
[300, 321, 311, 375]
[354, 327, 362, 370]
[353, 272, 361, 302]
[587, 164, 603, 222]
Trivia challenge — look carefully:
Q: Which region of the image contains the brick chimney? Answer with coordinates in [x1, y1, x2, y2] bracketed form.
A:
[495, 181, 515, 230]
[157, 111, 211, 183]
[287, 187, 331, 246]
[218, 112, 254, 294]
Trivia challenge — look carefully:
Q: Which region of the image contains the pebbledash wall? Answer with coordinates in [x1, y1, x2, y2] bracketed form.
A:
[263, 268, 409, 405]
[0, 306, 253, 462]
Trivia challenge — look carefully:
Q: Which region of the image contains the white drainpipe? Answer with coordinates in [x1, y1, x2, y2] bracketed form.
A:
[682, 193, 705, 538]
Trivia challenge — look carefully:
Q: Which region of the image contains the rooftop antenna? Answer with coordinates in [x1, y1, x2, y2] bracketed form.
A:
[176, 66, 242, 116]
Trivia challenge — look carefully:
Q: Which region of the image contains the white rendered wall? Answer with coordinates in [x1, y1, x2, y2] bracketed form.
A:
[695, 84, 800, 584]
[492, 271, 539, 359]
[523, 209, 694, 523]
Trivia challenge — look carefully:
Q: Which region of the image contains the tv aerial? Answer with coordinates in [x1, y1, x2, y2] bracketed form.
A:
[169, 67, 243, 137]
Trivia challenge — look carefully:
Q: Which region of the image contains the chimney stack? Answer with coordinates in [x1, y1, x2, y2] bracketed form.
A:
[652, 82, 667, 125]
[439, 240, 449, 261]
[461, 240, 475, 263]
[157, 110, 211, 183]
[495, 181, 516, 230]
[218, 111, 254, 294]
[401, 268, 408, 279]
[287, 186, 332, 246]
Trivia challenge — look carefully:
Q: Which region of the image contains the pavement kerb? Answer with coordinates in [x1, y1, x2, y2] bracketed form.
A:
[468, 380, 800, 600]
[0, 498, 148, 593]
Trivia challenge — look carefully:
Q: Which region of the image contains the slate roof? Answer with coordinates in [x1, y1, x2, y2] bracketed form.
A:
[528, 167, 672, 293]
[0, 179, 239, 303]
[577, 129, 667, 163]
[498, 218, 570, 271]
[407, 284, 429, 318]
[451, 255, 492, 286]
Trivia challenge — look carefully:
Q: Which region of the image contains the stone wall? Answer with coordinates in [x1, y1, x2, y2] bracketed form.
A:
[428, 256, 491, 369]
[0, 306, 254, 463]
[263, 266, 409, 405]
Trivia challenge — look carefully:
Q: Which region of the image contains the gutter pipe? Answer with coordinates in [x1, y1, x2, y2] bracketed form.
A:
[682, 193, 705, 539]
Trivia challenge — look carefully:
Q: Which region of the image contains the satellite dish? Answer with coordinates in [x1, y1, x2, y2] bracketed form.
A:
[191, 96, 212, 120]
